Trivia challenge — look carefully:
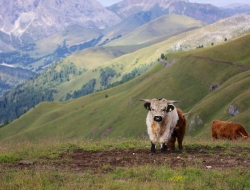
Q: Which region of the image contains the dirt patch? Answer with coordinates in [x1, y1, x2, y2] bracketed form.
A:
[2, 146, 250, 173]
[101, 126, 113, 137]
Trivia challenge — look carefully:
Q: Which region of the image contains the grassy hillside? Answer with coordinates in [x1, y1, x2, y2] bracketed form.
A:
[56, 13, 250, 101]
[106, 14, 206, 46]
[1, 33, 250, 142]
[98, 11, 162, 46]
[67, 45, 147, 69]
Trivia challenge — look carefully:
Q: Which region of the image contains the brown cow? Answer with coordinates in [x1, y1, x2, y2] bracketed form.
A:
[211, 120, 250, 141]
[167, 109, 186, 151]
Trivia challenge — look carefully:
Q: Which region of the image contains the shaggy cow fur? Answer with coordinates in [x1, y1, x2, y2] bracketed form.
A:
[211, 120, 250, 141]
[167, 109, 186, 151]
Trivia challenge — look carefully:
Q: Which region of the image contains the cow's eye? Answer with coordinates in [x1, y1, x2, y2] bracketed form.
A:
[162, 108, 166, 112]
[151, 108, 155, 111]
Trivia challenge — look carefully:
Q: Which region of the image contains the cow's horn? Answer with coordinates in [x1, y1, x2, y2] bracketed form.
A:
[238, 131, 247, 138]
[167, 100, 179, 104]
[136, 98, 151, 102]
[183, 112, 191, 116]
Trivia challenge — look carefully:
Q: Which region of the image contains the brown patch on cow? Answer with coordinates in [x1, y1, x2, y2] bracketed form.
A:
[151, 121, 167, 136]
[211, 120, 250, 141]
[167, 109, 186, 151]
[101, 126, 113, 137]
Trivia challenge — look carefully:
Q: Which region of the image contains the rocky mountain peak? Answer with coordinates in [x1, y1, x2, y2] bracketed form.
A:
[0, 0, 121, 40]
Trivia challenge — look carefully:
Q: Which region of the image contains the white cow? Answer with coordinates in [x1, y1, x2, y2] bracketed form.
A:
[138, 98, 179, 154]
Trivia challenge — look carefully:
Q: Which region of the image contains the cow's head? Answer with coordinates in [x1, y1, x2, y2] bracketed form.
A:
[138, 98, 178, 122]
[238, 132, 250, 141]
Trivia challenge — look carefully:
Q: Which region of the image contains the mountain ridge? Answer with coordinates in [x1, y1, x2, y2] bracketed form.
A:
[108, 0, 228, 24]
[0, 0, 121, 44]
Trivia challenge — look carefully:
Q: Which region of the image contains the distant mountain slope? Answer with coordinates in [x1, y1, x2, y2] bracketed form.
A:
[108, 0, 228, 24]
[106, 14, 206, 46]
[99, 11, 162, 46]
[28, 25, 104, 70]
[163, 13, 250, 53]
[1, 33, 250, 142]
[0, 65, 35, 97]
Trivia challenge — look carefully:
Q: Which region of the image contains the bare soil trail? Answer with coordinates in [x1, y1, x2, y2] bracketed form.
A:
[3, 146, 250, 173]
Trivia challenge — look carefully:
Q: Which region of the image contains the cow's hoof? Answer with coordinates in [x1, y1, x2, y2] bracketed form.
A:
[160, 149, 167, 154]
[167, 148, 175, 153]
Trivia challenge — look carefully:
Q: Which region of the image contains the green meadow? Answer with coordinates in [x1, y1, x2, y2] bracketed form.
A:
[1, 138, 250, 190]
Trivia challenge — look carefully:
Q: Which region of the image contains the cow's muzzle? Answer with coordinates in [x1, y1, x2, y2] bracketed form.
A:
[154, 116, 162, 122]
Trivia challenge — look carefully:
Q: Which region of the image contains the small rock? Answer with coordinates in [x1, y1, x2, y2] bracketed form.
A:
[18, 160, 34, 165]
[206, 166, 212, 169]
[177, 156, 180, 159]
[133, 153, 135, 155]
[116, 179, 127, 183]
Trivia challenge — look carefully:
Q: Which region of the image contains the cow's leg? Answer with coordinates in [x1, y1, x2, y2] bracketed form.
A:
[150, 142, 156, 154]
[211, 132, 218, 140]
[160, 143, 167, 153]
[177, 139, 183, 150]
[167, 136, 176, 152]
[177, 135, 184, 150]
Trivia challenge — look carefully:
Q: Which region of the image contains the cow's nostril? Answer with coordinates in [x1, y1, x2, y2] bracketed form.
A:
[154, 116, 162, 122]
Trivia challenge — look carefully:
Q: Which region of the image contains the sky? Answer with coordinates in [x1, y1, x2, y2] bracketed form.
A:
[98, 0, 250, 7]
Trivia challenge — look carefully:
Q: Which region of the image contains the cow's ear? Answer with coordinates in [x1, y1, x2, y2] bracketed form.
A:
[144, 102, 151, 110]
[166, 104, 175, 112]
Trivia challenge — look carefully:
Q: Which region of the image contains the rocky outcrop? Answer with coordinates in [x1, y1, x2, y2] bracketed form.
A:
[228, 104, 240, 116]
